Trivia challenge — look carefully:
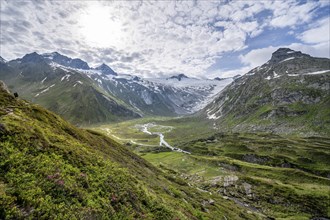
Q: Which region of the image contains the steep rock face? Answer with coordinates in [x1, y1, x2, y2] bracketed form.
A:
[0, 81, 10, 93]
[201, 48, 330, 135]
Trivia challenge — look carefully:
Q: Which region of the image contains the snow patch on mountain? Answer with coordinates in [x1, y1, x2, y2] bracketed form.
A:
[35, 84, 55, 97]
[279, 57, 295, 63]
[287, 70, 330, 77]
[41, 77, 47, 84]
[141, 90, 153, 105]
[73, 81, 83, 87]
[304, 70, 330, 75]
[61, 74, 71, 81]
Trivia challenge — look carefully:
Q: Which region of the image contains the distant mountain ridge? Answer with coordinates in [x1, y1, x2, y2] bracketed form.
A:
[0, 51, 233, 125]
[201, 48, 330, 135]
[0, 53, 140, 125]
[42, 52, 90, 69]
[95, 63, 117, 76]
[167, 74, 188, 81]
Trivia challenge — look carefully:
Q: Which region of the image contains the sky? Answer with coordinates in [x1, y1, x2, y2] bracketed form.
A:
[0, 0, 329, 78]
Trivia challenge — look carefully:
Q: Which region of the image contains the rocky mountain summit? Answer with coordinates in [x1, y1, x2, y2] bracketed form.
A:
[95, 63, 117, 75]
[168, 74, 189, 81]
[202, 48, 330, 135]
[21, 52, 46, 64]
[268, 48, 311, 64]
[43, 52, 90, 69]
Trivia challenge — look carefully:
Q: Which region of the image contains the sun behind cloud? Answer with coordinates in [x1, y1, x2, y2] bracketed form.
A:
[78, 3, 125, 48]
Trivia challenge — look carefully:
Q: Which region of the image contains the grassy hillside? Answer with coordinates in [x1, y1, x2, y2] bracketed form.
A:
[0, 82, 259, 219]
[144, 133, 330, 219]
[182, 133, 330, 217]
[95, 117, 330, 219]
[91, 116, 216, 147]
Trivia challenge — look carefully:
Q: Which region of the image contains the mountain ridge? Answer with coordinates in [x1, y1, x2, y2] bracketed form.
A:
[95, 63, 117, 76]
[167, 74, 189, 81]
[0, 52, 233, 124]
[201, 48, 330, 135]
[42, 51, 90, 69]
[268, 48, 311, 64]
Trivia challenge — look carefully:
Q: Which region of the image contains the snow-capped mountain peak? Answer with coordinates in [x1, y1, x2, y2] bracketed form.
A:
[167, 74, 189, 81]
[42, 52, 90, 70]
[95, 63, 117, 76]
[0, 56, 7, 63]
[2, 51, 235, 118]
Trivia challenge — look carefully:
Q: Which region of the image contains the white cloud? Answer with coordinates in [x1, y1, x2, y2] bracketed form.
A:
[0, 0, 328, 78]
[299, 17, 330, 44]
[240, 46, 276, 67]
[209, 66, 253, 78]
[268, 1, 319, 28]
[289, 42, 330, 59]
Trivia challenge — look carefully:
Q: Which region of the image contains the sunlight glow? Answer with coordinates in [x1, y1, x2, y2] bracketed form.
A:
[78, 4, 125, 48]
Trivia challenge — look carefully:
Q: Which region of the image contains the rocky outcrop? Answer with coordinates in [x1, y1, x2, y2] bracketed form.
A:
[242, 182, 253, 198]
[0, 81, 10, 94]
[242, 154, 269, 164]
[223, 175, 239, 187]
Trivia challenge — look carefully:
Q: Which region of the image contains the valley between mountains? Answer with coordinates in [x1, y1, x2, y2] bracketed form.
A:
[1, 48, 329, 219]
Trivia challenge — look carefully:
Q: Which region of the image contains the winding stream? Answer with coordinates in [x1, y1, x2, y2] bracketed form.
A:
[138, 123, 191, 154]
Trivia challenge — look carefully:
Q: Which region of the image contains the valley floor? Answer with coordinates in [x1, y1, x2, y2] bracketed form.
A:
[91, 117, 330, 220]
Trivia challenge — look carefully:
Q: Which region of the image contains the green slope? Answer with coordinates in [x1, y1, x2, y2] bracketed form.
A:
[0, 61, 140, 125]
[95, 117, 330, 219]
[0, 82, 259, 219]
[175, 133, 330, 219]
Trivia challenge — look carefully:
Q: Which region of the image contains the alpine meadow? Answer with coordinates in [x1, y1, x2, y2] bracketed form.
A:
[0, 1, 329, 219]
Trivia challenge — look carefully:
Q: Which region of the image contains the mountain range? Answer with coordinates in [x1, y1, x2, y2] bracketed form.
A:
[0, 52, 233, 125]
[0, 48, 329, 135]
[1, 48, 330, 219]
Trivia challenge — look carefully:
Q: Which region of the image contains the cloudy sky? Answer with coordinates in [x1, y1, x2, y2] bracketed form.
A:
[0, 0, 329, 78]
